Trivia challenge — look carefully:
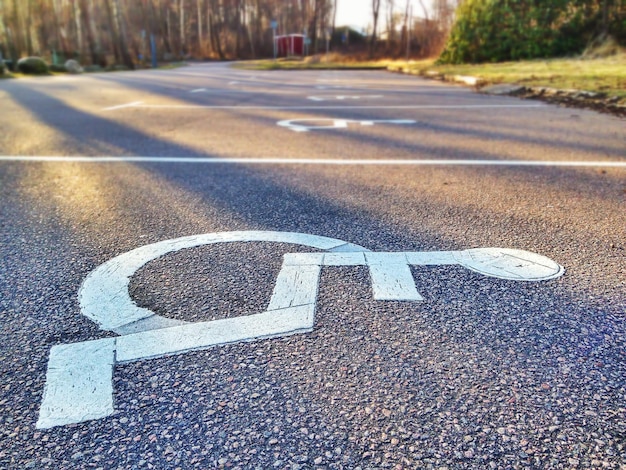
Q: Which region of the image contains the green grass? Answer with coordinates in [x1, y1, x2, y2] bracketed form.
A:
[233, 56, 391, 71]
[0, 71, 53, 78]
[0, 61, 187, 79]
[235, 53, 626, 98]
[156, 62, 188, 70]
[390, 55, 626, 97]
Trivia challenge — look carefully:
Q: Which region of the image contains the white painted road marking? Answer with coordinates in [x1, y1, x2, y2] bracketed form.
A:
[315, 85, 355, 90]
[102, 101, 144, 111]
[277, 119, 416, 132]
[38, 232, 564, 428]
[37, 338, 115, 429]
[307, 95, 385, 101]
[100, 103, 546, 111]
[1, 156, 624, 167]
[190, 88, 207, 93]
[79, 231, 368, 335]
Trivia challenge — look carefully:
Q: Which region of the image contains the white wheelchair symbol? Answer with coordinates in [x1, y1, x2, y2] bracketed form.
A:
[37, 231, 564, 429]
[277, 119, 415, 132]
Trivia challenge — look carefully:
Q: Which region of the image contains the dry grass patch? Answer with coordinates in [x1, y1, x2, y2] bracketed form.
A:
[393, 54, 626, 98]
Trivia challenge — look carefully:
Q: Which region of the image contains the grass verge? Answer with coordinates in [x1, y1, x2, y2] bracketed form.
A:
[390, 55, 626, 98]
[0, 62, 188, 79]
[235, 54, 625, 98]
[233, 55, 391, 71]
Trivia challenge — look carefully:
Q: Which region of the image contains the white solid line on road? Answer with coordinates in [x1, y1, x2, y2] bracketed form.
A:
[101, 103, 546, 111]
[102, 101, 144, 111]
[190, 88, 207, 93]
[1, 156, 625, 167]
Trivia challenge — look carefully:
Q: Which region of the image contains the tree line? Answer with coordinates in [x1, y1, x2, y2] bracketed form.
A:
[439, 0, 626, 63]
[0, 0, 343, 68]
[0, 0, 463, 69]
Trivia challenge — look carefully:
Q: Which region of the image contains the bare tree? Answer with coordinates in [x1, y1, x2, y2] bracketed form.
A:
[179, 0, 186, 54]
[0, 0, 340, 66]
[369, 0, 381, 57]
[386, 0, 395, 49]
[104, 0, 135, 68]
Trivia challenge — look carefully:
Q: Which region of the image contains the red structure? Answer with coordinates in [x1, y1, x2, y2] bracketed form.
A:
[275, 34, 305, 57]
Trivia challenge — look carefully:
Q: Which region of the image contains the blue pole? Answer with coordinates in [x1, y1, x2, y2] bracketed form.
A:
[150, 35, 157, 68]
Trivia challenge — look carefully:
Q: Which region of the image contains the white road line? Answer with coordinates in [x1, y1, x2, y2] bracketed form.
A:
[102, 101, 144, 111]
[190, 88, 207, 93]
[101, 103, 546, 111]
[1, 156, 624, 167]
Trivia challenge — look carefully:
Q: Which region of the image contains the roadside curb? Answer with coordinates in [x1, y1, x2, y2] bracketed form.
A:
[481, 84, 626, 117]
[388, 65, 626, 117]
[388, 65, 486, 87]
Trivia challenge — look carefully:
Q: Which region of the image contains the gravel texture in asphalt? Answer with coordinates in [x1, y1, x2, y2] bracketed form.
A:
[0, 64, 624, 469]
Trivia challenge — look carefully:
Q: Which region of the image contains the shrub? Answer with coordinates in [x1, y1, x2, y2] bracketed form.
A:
[84, 65, 104, 73]
[0, 61, 5, 75]
[17, 56, 49, 74]
[64, 59, 83, 74]
[105, 64, 130, 71]
[49, 64, 67, 73]
[439, 0, 626, 64]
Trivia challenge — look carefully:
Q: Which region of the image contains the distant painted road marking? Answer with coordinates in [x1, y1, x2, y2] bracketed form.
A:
[277, 118, 416, 132]
[37, 231, 564, 428]
[101, 103, 546, 111]
[307, 95, 384, 101]
[190, 88, 207, 93]
[1, 156, 625, 167]
[102, 101, 144, 111]
[315, 85, 355, 90]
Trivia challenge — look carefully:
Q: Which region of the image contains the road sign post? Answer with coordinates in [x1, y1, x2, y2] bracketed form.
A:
[326, 27, 332, 62]
[150, 34, 157, 68]
[271, 20, 278, 60]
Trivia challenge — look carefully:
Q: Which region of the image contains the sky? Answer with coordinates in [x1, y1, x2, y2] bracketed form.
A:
[335, 0, 426, 32]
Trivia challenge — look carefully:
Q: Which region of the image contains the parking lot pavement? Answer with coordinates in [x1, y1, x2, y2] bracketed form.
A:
[0, 63, 625, 469]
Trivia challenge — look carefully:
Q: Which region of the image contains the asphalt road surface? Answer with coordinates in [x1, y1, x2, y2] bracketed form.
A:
[1, 63, 625, 469]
